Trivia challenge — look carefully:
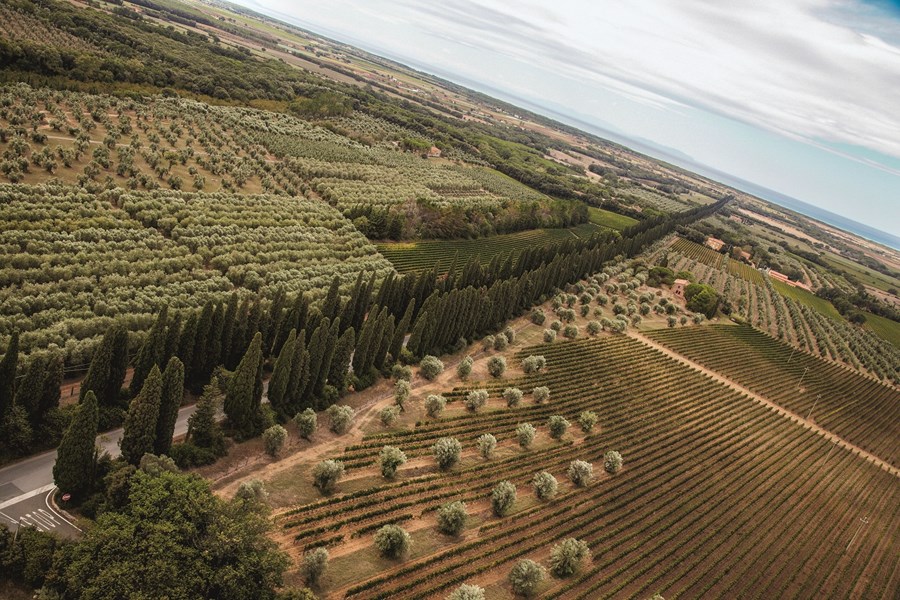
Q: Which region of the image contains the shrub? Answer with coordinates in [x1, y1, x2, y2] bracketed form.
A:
[394, 379, 411, 411]
[547, 415, 570, 440]
[391, 364, 412, 381]
[294, 408, 317, 440]
[562, 325, 579, 339]
[567, 460, 594, 487]
[503, 387, 523, 407]
[543, 329, 557, 343]
[379, 406, 399, 427]
[516, 423, 536, 449]
[436, 500, 468, 536]
[604, 450, 623, 474]
[532, 386, 550, 403]
[532, 471, 558, 500]
[419, 355, 445, 380]
[509, 559, 546, 597]
[432, 437, 462, 470]
[456, 355, 473, 379]
[477, 433, 497, 459]
[580, 305, 590, 317]
[487, 356, 506, 378]
[521, 355, 546, 374]
[447, 584, 485, 600]
[481, 335, 495, 351]
[263, 424, 287, 457]
[493, 335, 508, 351]
[550, 320, 562, 332]
[491, 481, 517, 517]
[503, 326, 516, 344]
[312, 459, 344, 494]
[597, 294, 609, 306]
[549, 538, 591, 577]
[464, 389, 488, 412]
[425, 394, 446, 418]
[667, 316, 677, 328]
[326, 405, 354, 434]
[301, 547, 328, 585]
[373, 524, 410, 559]
[379, 445, 407, 478]
[577, 411, 598, 433]
[530, 309, 546, 325]
[587, 320, 601, 335]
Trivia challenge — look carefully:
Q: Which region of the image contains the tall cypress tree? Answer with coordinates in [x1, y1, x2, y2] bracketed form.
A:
[120, 364, 162, 465]
[227, 298, 250, 369]
[321, 276, 342, 322]
[176, 311, 198, 379]
[243, 301, 263, 359]
[204, 301, 224, 379]
[286, 332, 310, 414]
[311, 318, 340, 403]
[39, 353, 63, 422]
[0, 331, 19, 418]
[186, 384, 224, 454]
[224, 332, 263, 438]
[373, 313, 395, 372]
[265, 286, 286, 354]
[14, 355, 45, 425]
[352, 308, 376, 375]
[189, 302, 214, 387]
[220, 292, 239, 367]
[327, 327, 355, 395]
[53, 390, 98, 497]
[389, 298, 415, 364]
[154, 356, 185, 456]
[107, 326, 129, 407]
[302, 319, 329, 406]
[130, 307, 167, 397]
[267, 329, 296, 422]
[81, 325, 127, 407]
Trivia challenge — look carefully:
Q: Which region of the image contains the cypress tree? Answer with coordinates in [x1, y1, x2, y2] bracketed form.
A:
[204, 302, 224, 378]
[224, 332, 263, 438]
[321, 276, 342, 322]
[227, 298, 250, 369]
[14, 356, 45, 425]
[39, 353, 63, 422]
[311, 318, 340, 403]
[154, 356, 185, 456]
[189, 302, 214, 386]
[120, 364, 162, 465]
[339, 272, 365, 334]
[267, 329, 296, 422]
[53, 390, 98, 497]
[352, 309, 376, 375]
[286, 332, 310, 414]
[130, 307, 167, 397]
[176, 311, 198, 378]
[327, 327, 355, 394]
[162, 312, 182, 367]
[107, 326, 129, 407]
[81, 325, 127, 407]
[0, 331, 19, 418]
[266, 286, 287, 354]
[186, 384, 224, 453]
[220, 292, 239, 366]
[389, 298, 415, 364]
[302, 320, 330, 406]
[373, 313, 395, 371]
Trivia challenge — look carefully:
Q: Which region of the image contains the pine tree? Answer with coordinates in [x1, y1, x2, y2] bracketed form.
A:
[14, 355, 44, 425]
[327, 327, 355, 394]
[321, 276, 342, 322]
[120, 364, 162, 465]
[130, 307, 167, 397]
[154, 357, 184, 456]
[389, 298, 415, 363]
[0, 331, 19, 418]
[267, 329, 296, 422]
[224, 332, 263, 438]
[53, 390, 98, 497]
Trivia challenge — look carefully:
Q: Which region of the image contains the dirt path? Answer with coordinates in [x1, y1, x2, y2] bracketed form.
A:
[629, 331, 900, 478]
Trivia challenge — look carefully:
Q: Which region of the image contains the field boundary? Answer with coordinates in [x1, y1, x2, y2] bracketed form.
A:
[629, 330, 900, 478]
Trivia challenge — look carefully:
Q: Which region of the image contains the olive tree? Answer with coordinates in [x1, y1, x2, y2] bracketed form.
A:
[493, 335, 508, 351]
[516, 423, 536, 449]
[436, 500, 468, 536]
[547, 415, 570, 440]
[503, 326, 516, 344]
[491, 480, 517, 517]
[425, 394, 446, 418]
[294, 408, 317, 440]
[549, 538, 591, 577]
[521, 355, 546, 374]
[532, 471, 558, 500]
[530, 309, 546, 325]
[477, 433, 497, 459]
[487, 356, 506, 378]
[464, 389, 488, 412]
[567, 460, 593, 487]
[533, 386, 550, 403]
[509, 559, 546, 597]
[380, 406, 399, 427]
[481, 335, 496, 352]
[456, 355, 473, 379]
[587, 320, 601, 335]
[312, 459, 344, 494]
[562, 325, 579, 339]
[432, 437, 462, 470]
[373, 524, 411, 559]
[394, 379, 411, 411]
[577, 411, 598, 433]
[543, 329, 557, 343]
[379, 445, 407, 478]
[419, 355, 444, 380]
[447, 584, 485, 600]
[604, 450, 623, 474]
[262, 424, 287, 457]
[326, 404, 354, 434]
[503, 387, 523, 407]
[301, 546, 329, 586]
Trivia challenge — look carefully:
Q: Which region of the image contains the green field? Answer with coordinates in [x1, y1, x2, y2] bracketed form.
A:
[376, 223, 605, 273]
[863, 312, 900, 347]
[819, 253, 900, 293]
[588, 206, 638, 231]
[770, 279, 842, 320]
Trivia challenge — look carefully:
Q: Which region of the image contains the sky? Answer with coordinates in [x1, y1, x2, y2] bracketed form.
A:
[236, 0, 900, 236]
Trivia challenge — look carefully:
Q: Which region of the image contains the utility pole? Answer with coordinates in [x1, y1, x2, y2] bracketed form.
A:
[806, 394, 821, 421]
[797, 366, 809, 390]
[788, 346, 797, 363]
[846, 516, 869, 552]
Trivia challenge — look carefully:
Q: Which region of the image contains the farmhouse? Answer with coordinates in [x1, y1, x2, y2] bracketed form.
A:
[705, 237, 725, 251]
[766, 269, 812, 291]
[672, 278, 690, 299]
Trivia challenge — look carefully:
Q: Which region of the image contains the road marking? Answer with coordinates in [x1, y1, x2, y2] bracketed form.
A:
[0, 483, 56, 511]
[44, 488, 82, 533]
[0, 509, 17, 525]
